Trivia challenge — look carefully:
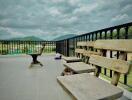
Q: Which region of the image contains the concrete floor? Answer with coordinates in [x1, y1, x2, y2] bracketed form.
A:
[0, 54, 73, 100]
[0, 54, 131, 100]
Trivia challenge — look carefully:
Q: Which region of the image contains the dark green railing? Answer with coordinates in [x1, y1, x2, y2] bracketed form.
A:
[0, 41, 56, 55]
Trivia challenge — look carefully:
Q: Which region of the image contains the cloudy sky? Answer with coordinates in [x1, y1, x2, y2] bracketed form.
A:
[0, 0, 132, 40]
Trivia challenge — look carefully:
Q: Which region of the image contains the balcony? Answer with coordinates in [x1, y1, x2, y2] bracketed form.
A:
[0, 54, 131, 100]
[0, 22, 132, 100]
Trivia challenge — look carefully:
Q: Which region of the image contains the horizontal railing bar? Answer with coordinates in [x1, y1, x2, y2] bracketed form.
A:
[0, 40, 56, 42]
[56, 22, 132, 41]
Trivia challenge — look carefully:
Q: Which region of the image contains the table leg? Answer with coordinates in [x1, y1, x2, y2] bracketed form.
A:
[30, 55, 43, 67]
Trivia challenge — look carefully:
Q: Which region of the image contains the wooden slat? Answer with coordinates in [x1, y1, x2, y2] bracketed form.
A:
[83, 50, 100, 57]
[86, 41, 95, 47]
[64, 62, 95, 73]
[62, 57, 82, 63]
[77, 41, 94, 47]
[75, 49, 84, 54]
[89, 55, 130, 74]
[57, 73, 123, 100]
[94, 39, 132, 52]
[77, 42, 87, 47]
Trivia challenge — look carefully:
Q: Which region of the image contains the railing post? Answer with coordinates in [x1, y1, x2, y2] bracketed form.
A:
[124, 26, 129, 85]
[56, 41, 57, 53]
[110, 29, 113, 78]
[66, 39, 69, 56]
[1, 41, 3, 54]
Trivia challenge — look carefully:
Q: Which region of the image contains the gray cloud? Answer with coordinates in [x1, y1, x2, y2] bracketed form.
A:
[0, 0, 132, 40]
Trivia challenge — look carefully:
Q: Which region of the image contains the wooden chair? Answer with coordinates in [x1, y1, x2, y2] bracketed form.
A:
[28, 43, 45, 67]
[57, 39, 132, 100]
[61, 41, 100, 75]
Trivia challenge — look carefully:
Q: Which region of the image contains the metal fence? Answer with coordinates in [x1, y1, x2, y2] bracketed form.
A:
[0, 41, 56, 55]
[56, 22, 132, 88]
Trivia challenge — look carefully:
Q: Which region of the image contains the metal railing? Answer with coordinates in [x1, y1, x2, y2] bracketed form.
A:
[56, 22, 132, 88]
[0, 41, 56, 55]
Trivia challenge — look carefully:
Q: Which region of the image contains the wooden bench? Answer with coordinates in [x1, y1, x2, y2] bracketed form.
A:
[57, 39, 132, 100]
[62, 41, 100, 75]
[28, 43, 45, 67]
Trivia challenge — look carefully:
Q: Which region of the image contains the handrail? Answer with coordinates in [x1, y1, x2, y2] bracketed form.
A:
[56, 22, 132, 41]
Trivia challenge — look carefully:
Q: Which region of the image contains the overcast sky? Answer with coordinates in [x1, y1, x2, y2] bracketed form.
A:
[0, 0, 132, 40]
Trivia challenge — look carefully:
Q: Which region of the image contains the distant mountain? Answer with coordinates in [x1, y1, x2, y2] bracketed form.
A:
[9, 36, 44, 41]
[53, 34, 77, 41]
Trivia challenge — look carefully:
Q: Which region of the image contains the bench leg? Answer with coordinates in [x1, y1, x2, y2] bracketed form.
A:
[61, 67, 76, 76]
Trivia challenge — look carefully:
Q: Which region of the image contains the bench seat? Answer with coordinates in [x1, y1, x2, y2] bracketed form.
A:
[62, 57, 82, 63]
[64, 62, 95, 73]
[57, 73, 123, 100]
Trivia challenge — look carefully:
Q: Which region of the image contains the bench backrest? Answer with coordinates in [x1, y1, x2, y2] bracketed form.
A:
[89, 39, 132, 86]
[75, 41, 95, 57]
[75, 42, 87, 57]
[82, 41, 100, 63]
[94, 39, 132, 52]
[39, 43, 45, 55]
[77, 41, 94, 47]
[83, 50, 100, 57]
[75, 49, 84, 54]
[89, 55, 130, 74]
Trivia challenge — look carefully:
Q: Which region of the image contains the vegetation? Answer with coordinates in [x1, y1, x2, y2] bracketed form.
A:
[9, 36, 44, 41]
[100, 69, 132, 92]
[0, 43, 56, 55]
[88, 26, 132, 40]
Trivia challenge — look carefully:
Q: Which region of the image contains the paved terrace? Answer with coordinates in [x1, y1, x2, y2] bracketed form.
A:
[0, 54, 130, 100]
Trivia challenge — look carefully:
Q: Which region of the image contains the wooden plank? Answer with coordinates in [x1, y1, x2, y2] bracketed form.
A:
[83, 50, 100, 57]
[77, 42, 87, 47]
[62, 57, 82, 63]
[77, 41, 94, 47]
[86, 41, 95, 47]
[75, 49, 84, 54]
[89, 55, 130, 74]
[111, 52, 127, 86]
[94, 39, 132, 52]
[64, 62, 95, 73]
[57, 73, 123, 100]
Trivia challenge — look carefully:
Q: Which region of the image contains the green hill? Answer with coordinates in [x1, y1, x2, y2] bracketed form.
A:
[53, 34, 77, 41]
[9, 36, 44, 41]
